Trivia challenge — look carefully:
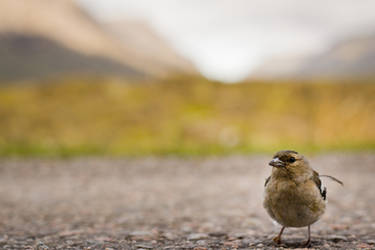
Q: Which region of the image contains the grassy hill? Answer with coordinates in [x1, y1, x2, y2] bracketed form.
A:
[0, 76, 374, 156]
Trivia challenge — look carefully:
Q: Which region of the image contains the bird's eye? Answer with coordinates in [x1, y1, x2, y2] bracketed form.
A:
[288, 157, 296, 163]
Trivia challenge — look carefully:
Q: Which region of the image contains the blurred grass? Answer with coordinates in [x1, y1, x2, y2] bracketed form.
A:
[0, 76, 374, 156]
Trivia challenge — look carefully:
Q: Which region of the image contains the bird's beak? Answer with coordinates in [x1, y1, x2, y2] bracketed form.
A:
[269, 157, 285, 168]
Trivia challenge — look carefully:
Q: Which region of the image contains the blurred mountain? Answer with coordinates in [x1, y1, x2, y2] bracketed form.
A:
[251, 32, 375, 79]
[0, 32, 142, 80]
[0, 0, 196, 82]
[250, 54, 309, 80]
[105, 20, 196, 76]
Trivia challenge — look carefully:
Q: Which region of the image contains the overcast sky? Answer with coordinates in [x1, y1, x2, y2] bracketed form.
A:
[77, 0, 375, 82]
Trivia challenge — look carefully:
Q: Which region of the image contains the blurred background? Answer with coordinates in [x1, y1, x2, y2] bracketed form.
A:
[0, 0, 374, 156]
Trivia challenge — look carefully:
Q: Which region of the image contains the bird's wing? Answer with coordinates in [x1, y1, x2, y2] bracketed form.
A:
[264, 176, 271, 187]
[312, 170, 326, 200]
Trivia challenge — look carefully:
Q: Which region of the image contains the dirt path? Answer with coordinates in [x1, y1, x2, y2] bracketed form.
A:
[0, 154, 374, 249]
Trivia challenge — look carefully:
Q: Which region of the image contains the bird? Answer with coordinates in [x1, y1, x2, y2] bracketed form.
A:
[263, 150, 343, 247]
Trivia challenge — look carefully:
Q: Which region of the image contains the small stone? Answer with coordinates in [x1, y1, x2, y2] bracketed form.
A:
[181, 242, 195, 248]
[95, 236, 111, 242]
[105, 248, 114, 250]
[65, 240, 74, 245]
[223, 241, 234, 246]
[241, 238, 251, 245]
[248, 239, 262, 246]
[208, 232, 227, 237]
[194, 246, 207, 250]
[357, 243, 372, 249]
[196, 240, 207, 246]
[187, 233, 208, 241]
[35, 241, 49, 250]
[182, 225, 192, 232]
[330, 224, 350, 230]
[367, 240, 375, 244]
[130, 231, 153, 240]
[130, 231, 152, 237]
[256, 243, 264, 247]
[227, 236, 236, 241]
[163, 232, 177, 240]
[232, 232, 247, 239]
[135, 244, 153, 249]
[245, 229, 256, 236]
[228, 239, 241, 247]
[327, 235, 347, 242]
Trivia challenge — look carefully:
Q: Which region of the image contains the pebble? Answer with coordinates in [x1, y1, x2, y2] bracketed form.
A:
[357, 243, 372, 249]
[326, 235, 347, 242]
[135, 244, 153, 249]
[65, 240, 74, 245]
[187, 233, 209, 241]
[223, 241, 234, 246]
[35, 241, 49, 250]
[130, 231, 152, 237]
[249, 239, 262, 246]
[232, 232, 248, 239]
[208, 232, 227, 237]
[323, 243, 330, 248]
[163, 232, 177, 240]
[196, 240, 207, 246]
[181, 242, 195, 248]
[366, 240, 375, 244]
[241, 238, 252, 245]
[331, 224, 350, 230]
[182, 226, 193, 232]
[130, 231, 153, 240]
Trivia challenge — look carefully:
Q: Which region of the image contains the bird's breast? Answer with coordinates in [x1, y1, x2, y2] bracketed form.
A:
[264, 179, 325, 227]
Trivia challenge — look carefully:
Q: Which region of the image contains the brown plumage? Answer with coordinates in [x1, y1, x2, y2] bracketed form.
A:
[263, 150, 342, 247]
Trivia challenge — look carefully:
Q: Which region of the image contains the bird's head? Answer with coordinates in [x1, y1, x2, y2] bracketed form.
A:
[269, 150, 311, 175]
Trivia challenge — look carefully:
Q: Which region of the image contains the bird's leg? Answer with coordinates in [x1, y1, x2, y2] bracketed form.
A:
[303, 225, 311, 247]
[273, 226, 285, 245]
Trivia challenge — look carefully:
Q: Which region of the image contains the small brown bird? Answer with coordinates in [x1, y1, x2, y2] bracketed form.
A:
[263, 150, 343, 247]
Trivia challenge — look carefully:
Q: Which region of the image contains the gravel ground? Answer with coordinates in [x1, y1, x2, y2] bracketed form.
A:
[0, 153, 374, 249]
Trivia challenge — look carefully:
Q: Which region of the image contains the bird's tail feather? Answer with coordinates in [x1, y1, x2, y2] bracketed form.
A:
[319, 175, 344, 186]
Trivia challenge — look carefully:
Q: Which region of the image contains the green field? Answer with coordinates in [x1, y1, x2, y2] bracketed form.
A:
[0, 76, 374, 156]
